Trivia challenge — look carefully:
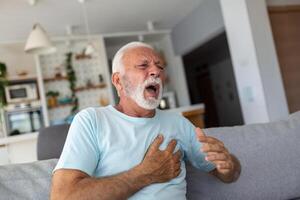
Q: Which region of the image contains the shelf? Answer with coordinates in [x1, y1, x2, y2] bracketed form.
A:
[74, 83, 106, 92]
[7, 76, 37, 84]
[75, 54, 92, 60]
[48, 102, 75, 109]
[44, 76, 68, 82]
[47, 84, 106, 110]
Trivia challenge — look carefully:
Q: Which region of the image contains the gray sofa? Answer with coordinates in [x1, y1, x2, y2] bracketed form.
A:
[1, 111, 300, 200]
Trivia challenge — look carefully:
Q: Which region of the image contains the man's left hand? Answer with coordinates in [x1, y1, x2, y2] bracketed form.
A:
[195, 127, 234, 176]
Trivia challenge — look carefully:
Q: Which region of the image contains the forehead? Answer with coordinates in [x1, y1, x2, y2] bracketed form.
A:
[122, 47, 162, 63]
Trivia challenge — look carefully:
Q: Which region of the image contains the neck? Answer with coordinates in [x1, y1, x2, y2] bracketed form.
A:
[115, 97, 155, 118]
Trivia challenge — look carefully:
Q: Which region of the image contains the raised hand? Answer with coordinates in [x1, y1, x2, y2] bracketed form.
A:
[138, 134, 182, 184]
[195, 127, 234, 176]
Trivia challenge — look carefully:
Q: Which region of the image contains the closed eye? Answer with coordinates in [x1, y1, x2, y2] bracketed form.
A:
[155, 63, 165, 70]
[157, 64, 165, 70]
[136, 63, 148, 69]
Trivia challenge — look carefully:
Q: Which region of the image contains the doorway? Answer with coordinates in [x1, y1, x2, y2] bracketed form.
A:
[183, 32, 244, 127]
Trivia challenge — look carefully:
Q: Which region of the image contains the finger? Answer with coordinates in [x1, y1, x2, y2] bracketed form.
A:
[198, 136, 225, 147]
[165, 139, 177, 153]
[214, 161, 233, 170]
[201, 143, 226, 153]
[205, 153, 229, 162]
[174, 162, 181, 171]
[195, 127, 206, 141]
[149, 134, 164, 152]
[206, 152, 230, 158]
[173, 150, 182, 160]
[174, 168, 181, 177]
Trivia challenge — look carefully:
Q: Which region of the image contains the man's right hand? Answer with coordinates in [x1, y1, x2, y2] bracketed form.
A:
[137, 134, 182, 184]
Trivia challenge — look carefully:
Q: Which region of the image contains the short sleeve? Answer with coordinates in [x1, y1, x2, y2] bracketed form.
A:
[181, 117, 216, 172]
[54, 108, 100, 176]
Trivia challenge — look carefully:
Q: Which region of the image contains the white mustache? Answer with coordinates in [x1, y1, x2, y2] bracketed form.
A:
[142, 77, 162, 89]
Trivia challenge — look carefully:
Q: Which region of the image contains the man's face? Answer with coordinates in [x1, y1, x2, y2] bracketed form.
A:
[120, 47, 166, 109]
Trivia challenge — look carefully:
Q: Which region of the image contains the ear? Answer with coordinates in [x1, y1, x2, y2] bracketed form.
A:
[112, 72, 122, 96]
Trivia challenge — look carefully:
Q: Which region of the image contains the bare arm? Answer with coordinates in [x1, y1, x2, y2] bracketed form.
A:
[51, 164, 150, 200]
[50, 135, 182, 200]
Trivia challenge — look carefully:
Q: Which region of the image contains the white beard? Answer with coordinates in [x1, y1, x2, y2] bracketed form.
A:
[122, 76, 163, 110]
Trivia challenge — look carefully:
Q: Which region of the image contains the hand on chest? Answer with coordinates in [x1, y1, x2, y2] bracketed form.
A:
[98, 126, 183, 175]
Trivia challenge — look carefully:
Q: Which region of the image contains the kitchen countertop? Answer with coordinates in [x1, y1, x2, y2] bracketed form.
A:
[166, 103, 205, 114]
[0, 132, 38, 146]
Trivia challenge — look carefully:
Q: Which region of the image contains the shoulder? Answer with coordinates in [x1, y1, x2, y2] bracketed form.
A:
[75, 106, 110, 120]
[71, 106, 110, 131]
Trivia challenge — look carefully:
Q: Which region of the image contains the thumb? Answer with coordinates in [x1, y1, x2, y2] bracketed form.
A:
[195, 127, 206, 140]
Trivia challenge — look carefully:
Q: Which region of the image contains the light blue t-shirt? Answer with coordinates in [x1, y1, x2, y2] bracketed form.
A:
[55, 105, 215, 199]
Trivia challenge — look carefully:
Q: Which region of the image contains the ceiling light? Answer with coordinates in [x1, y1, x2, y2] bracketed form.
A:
[28, 0, 37, 6]
[24, 23, 56, 55]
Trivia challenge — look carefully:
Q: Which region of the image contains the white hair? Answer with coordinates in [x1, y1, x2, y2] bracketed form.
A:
[112, 41, 154, 74]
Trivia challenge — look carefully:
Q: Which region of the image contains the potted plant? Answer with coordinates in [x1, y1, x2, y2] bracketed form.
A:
[65, 52, 79, 114]
[46, 91, 60, 108]
[0, 62, 8, 137]
[0, 62, 8, 107]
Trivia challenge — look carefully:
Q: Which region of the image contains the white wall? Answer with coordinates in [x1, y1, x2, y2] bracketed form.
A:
[220, 0, 289, 123]
[160, 35, 190, 107]
[0, 42, 36, 78]
[171, 0, 224, 56]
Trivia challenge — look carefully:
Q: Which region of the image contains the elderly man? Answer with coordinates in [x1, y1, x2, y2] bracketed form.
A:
[50, 42, 241, 200]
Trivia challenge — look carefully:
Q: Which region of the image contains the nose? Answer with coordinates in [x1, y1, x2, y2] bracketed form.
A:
[149, 64, 161, 78]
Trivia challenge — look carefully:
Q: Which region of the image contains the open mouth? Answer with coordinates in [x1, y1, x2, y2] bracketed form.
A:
[145, 83, 159, 97]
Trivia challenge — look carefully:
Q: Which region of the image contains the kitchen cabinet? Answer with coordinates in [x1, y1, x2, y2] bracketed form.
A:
[0, 132, 38, 165]
[168, 103, 206, 128]
[0, 145, 10, 165]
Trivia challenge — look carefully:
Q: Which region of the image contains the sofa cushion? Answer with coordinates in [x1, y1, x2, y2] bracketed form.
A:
[186, 111, 300, 200]
[0, 159, 58, 200]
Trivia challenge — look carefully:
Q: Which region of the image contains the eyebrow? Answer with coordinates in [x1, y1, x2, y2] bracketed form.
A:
[136, 59, 163, 66]
[155, 60, 164, 66]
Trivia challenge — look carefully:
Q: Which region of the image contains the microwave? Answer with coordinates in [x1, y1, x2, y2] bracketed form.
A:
[5, 83, 38, 103]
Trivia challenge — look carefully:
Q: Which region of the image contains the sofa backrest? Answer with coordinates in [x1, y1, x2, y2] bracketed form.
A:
[0, 159, 58, 200]
[37, 124, 70, 160]
[186, 111, 300, 200]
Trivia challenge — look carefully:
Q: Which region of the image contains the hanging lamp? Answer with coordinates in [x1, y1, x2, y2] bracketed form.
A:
[24, 23, 56, 55]
[79, 0, 96, 56]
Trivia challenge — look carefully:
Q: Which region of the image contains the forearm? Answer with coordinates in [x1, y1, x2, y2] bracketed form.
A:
[57, 165, 151, 200]
[212, 154, 241, 183]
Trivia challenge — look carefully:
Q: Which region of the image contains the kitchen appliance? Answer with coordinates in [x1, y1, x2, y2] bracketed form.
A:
[159, 91, 177, 110]
[5, 83, 38, 104]
[4, 101, 44, 136]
